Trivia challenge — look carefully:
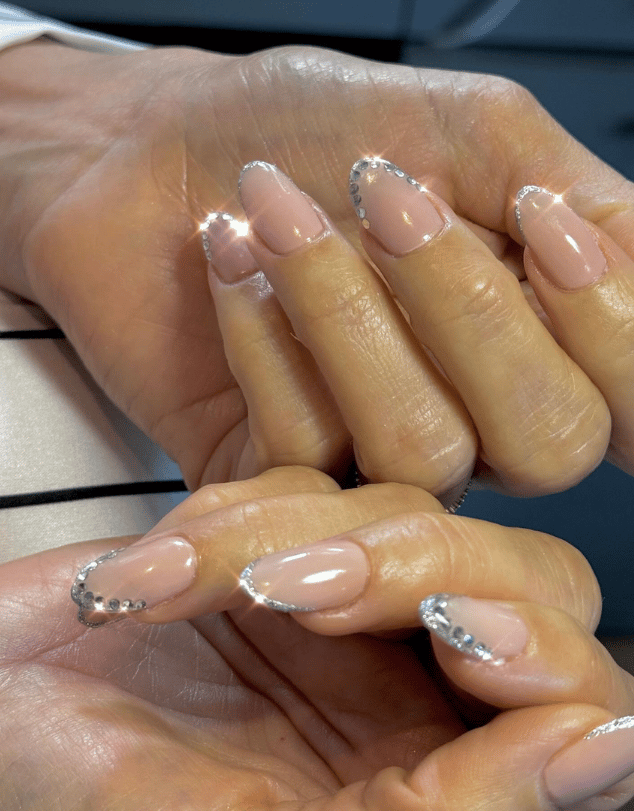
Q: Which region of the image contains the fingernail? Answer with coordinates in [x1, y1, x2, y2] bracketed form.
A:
[544, 716, 634, 808]
[239, 161, 325, 255]
[418, 593, 529, 664]
[515, 186, 607, 290]
[202, 212, 258, 284]
[349, 158, 445, 256]
[71, 537, 197, 625]
[239, 539, 369, 612]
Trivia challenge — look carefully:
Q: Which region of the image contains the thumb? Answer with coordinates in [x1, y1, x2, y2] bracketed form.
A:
[303, 706, 634, 811]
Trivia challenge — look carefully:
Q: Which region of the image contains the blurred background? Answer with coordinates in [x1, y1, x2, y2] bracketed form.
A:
[15, 0, 634, 634]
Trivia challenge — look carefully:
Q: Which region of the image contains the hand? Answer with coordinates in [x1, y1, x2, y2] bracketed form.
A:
[19, 466, 627, 810]
[206, 159, 634, 499]
[2, 41, 634, 490]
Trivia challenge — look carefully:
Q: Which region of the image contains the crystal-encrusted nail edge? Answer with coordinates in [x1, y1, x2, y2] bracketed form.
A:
[200, 211, 235, 262]
[239, 560, 314, 613]
[71, 548, 148, 628]
[418, 593, 501, 664]
[584, 717, 634, 740]
[514, 184, 547, 241]
[348, 157, 426, 231]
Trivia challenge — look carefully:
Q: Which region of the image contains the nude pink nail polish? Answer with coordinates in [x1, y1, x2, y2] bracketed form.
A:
[349, 158, 445, 256]
[515, 186, 607, 291]
[77, 537, 197, 615]
[202, 212, 258, 284]
[544, 717, 634, 808]
[239, 161, 325, 255]
[240, 539, 369, 612]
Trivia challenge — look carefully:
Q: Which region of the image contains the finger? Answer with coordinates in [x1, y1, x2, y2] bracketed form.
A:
[152, 465, 341, 533]
[203, 213, 351, 478]
[71, 481, 442, 625]
[516, 187, 634, 475]
[325, 706, 634, 811]
[349, 158, 610, 496]
[238, 510, 601, 635]
[417, 595, 634, 717]
[238, 160, 477, 498]
[73, 485, 602, 629]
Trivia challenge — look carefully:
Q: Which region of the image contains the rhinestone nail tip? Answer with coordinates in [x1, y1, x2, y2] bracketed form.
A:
[348, 157, 425, 230]
[239, 560, 313, 613]
[514, 184, 546, 241]
[200, 211, 235, 262]
[418, 593, 499, 664]
[71, 548, 148, 628]
[584, 716, 634, 740]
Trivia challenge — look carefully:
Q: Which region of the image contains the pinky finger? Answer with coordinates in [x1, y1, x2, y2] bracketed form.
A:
[302, 707, 634, 811]
[203, 213, 350, 478]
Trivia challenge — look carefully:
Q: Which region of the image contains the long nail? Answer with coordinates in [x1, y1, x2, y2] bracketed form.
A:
[202, 212, 258, 284]
[349, 158, 445, 256]
[239, 161, 325, 255]
[419, 593, 528, 664]
[71, 537, 197, 626]
[239, 539, 370, 612]
[515, 186, 607, 290]
[544, 716, 634, 808]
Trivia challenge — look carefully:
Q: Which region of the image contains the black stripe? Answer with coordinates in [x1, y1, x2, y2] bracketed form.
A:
[0, 480, 187, 509]
[0, 329, 65, 339]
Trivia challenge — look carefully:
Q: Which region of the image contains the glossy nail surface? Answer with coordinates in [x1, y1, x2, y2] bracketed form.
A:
[419, 593, 528, 663]
[240, 539, 369, 612]
[515, 186, 607, 290]
[239, 161, 324, 255]
[544, 716, 634, 808]
[202, 212, 258, 284]
[72, 537, 197, 624]
[349, 158, 445, 256]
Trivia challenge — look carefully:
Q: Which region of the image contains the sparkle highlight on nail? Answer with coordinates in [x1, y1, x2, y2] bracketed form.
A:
[585, 717, 634, 740]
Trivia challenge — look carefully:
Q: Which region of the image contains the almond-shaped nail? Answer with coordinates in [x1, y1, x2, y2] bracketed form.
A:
[419, 593, 529, 664]
[71, 537, 197, 626]
[515, 186, 607, 291]
[202, 212, 258, 284]
[544, 716, 634, 808]
[349, 158, 445, 256]
[239, 161, 325, 255]
[240, 539, 369, 612]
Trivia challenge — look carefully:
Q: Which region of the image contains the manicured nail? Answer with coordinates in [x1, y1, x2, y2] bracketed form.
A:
[239, 161, 325, 255]
[349, 158, 445, 256]
[239, 539, 369, 612]
[544, 716, 634, 808]
[419, 593, 528, 664]
[515, 186, 607, 291]
[71, 537, 197, 626]
[202, 212, 258, 284]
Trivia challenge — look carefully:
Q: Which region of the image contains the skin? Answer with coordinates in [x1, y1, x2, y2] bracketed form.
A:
[1, 39, 634, 494]
[3, 467, 634, 810]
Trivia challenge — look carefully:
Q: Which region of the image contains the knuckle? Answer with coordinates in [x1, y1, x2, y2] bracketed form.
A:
[436, 269, 517, 340]
[354, 421, 476, 496]
[489, 394, 610, 496]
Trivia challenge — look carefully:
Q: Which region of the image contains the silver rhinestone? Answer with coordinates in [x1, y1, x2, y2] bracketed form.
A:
[370, 160, 380, 168]
[357, 207, 366, 219]
[384, 163, 395, 172]
[352, 194, 362, 206]
[349, 183, 359, 194]
[122, 600, 133, 610]
[94, 596, 104, 607]
[77, 582, 86, 591]
[407, 176, 417, 185]
[358, 160, 369, 170]
[108, 599, 120, 611]
[134, 600, 147, 611]
[463, 634, 475, 646]
[452, 626, 464, 640]
[84, 591, 94, 604]
[350, 169, 360, 180]
[416, 183, 424, 191]
[434, 612, 451, 628]
[395, 169, 405, 177]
